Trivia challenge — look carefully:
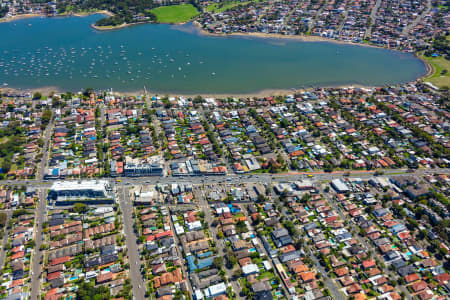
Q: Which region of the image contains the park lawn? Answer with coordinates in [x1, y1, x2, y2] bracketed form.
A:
[421, 54, 450, 89]
[150, 4, 199, 23]
[206, 1, 260, 13]
[205, 3, 219, 12]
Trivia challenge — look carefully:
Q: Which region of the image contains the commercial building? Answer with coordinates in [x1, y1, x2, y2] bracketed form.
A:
[331, 179, 350, 193]
[48, 180, 114, 205]
[124, 156, 164, 177]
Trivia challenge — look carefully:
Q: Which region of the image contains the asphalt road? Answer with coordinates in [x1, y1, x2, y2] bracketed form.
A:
[118, 186, 146, 300]
[308, 249, 345, 300]
[167, 209, 193, 295]
[30, 189, 47, 300]
[0, 166, 444, 298]
[239, 206, 290, 297]
[38, 119, 54, 180]
[366, 0, 382, 38]
[2, 168, 448, 189]
[319, 184, 412, 299]
[0, 211, 12, 268]
[197, 192, 243, 298]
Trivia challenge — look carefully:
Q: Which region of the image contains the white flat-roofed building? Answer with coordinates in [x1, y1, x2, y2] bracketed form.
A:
[203, 282, 227, 298]
[49, 180, 114, 205]
[294, 179, 314, 190]
[242, 264, 259, 276]
[331, 179, 350, 193]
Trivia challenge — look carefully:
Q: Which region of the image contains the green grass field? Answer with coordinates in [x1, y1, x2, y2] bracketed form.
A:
[421, 54, 450, 89]
[150, 4, 199, 23]
[206, 1, 260, 13]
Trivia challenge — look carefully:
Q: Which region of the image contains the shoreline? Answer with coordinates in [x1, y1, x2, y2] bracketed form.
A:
[0, 84, 381, 99]
[91, 22, 137, 31]
[191, 21, 384, 50]
[0, 12, 402, 51]
[72, 10, 114, 17]
[90, 19, 385, 50]
[1, 12, 415, 54]
[0, 9, 114, 24]
[0, 13, 43, 23]
[91, 18, 193, 31]
[415, 54, 435, 82]
[0, 13, 432, 96]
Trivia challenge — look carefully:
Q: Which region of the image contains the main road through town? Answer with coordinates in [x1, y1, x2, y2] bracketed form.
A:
[2, 168, 449, 189]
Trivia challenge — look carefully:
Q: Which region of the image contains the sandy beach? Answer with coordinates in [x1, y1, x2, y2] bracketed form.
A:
[0, 10, 113, 24]
[0, 13, 43, 23]
[72, 10, 114, 17]
[0, 86, 63, 96]
[90, 20, 151, 31]
[415, 54, 434, 81]
[1, 84, 376, 99]
[191, 21, 384, 50]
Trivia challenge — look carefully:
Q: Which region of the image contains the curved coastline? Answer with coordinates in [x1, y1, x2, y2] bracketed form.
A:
[89, 19, 431, 91]
[0, 14, 431, 96]
[0, 13, 43, 23]
[4, 12, 428, 73]
[415, 54, 435, 82]
[0, 12, 415, 53]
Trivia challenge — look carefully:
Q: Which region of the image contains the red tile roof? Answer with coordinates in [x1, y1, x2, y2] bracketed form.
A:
[50, 256, 70, 266]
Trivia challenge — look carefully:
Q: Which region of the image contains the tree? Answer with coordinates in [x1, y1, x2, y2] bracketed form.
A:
[280, 118, 290, 128]
[284, 220, 298, 236]
[235, 220, 247, 234]
[95, 106, 101, 118]
[233, 268, 243, 279]
[1, 158, 11, 173]
[83, 87, 94, 97]
[41, 109, 52, 126]
[27, 239, 35, 248]
[73, 203, 88, 214]
[226, 250, 237, 267]
[0, 212, 7, 227]
[33, 92, 42, 100]
[257, 194, 266, 203]
[76, 282, 110, 300]
[0, 5, 9, 18]
[213, 257, 223, 269]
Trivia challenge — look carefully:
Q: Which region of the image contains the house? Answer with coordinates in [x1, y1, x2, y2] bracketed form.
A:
[405, 273, 420, 283]
[242, 264, 259, 276]
[279, 250, 301, 263]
